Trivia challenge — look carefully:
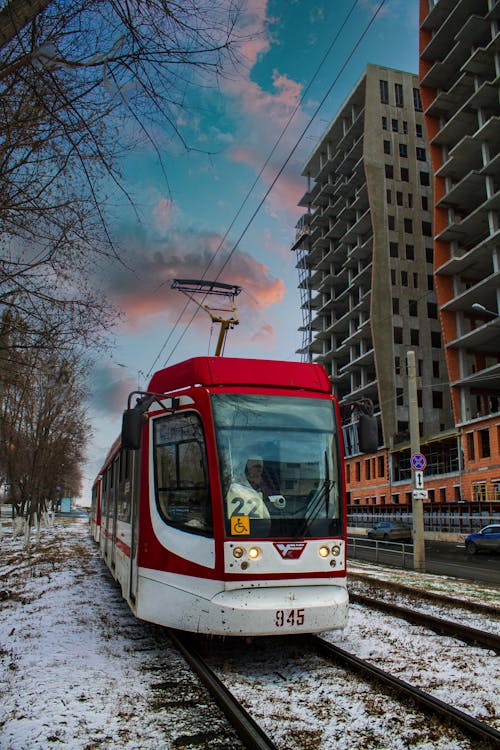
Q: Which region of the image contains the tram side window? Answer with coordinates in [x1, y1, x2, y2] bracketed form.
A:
[153, 412, 212, 536]
[117, 449, 132, 523]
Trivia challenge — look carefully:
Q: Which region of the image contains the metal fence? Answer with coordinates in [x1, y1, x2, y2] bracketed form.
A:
[347, 536, 414, 568]
[348, 511, 499, 534]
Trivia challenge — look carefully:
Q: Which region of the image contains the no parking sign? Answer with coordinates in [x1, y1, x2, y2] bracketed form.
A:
[410, 452, 427, 471]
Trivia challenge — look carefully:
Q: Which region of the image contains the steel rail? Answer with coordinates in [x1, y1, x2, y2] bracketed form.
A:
[350, 592, 500, 653]
[167, 629, 278, 750]
[348, 571, 500, 617]
[309, 636, 500, 746]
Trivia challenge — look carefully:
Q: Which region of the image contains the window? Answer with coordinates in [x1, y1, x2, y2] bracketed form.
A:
[433, 360, 440, 378]
[467, 432, 476, 461]
[388, 214, 395, 230]
[403, 120, 408, 134]
[421, 196, 428, 210]
[396, 191, 403, 206]
[432, 391, 443, 409]
[383, 139, 391, 154]
[392, 118, 399, 132]
[427, 274, 434, 290]
[390, 241, 398, 257]
[409, 299, 418, 316]
[408, 193, 413, 208]
[386, 189, 392, 204]
[416, 123, 423, 137]
[395, 356, 400, 373]
[427, 302, 438, 318]
[385, 164, 394, 179]
[410, 329, 419, 345]
[392, 297, 400, 314]
[356, 462, 361, 481]
[365, 458, 371, 480]
[416, 146, 426, 161]
[394, 327, 403, 344]
[382, 115, 388, 130]
[401, 270, 408, 286]
[422, 221, 432, 236]
[380, 79, 389, 104]
[391, 269, 396, 284]
[413, 87, 423, 111]
[395, 83, 404, 106]
[399, 143, 408, 158]
[420, 171, 430, 186]
[154, 412, 212, 535]
[401, 167, 409, 182]
[426, 246, 433, 263]
[417, 389, 422, 407]
[413, 272, 419, 288]
[396, 387, 404, 405]
[404, 218, 413, 233]
[431, 330, 441, 348]
[406, 244, 414, 260]
[378, 456, 385, 478]
[479, 429, 491, 458]
[346, 464, 350, 483]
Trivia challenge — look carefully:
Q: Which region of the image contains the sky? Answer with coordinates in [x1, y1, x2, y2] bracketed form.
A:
[82, 0, 420, 502]
[1, 517, 498, 748]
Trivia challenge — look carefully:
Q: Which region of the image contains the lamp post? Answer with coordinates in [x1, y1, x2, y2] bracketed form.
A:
[471, 303, 499, 318]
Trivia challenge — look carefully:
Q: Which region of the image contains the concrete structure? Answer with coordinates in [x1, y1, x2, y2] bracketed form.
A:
[291, 64, 457, 507]
[419, 0, 500, 503]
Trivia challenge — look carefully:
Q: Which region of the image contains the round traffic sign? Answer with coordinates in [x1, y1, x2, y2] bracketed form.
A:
[411, 452, 427, 471]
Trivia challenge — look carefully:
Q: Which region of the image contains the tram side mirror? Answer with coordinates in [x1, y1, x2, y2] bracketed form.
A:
[358, 413, 378, 453]
[121, 408, 143, 450]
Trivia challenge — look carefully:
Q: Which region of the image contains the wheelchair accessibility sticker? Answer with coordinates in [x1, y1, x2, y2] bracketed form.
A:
[231, 516, 250, 535]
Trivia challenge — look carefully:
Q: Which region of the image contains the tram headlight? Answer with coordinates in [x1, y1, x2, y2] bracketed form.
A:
[318, 545, 330, 558]
[248, 546, 261, 560]
[232, 546, 245, 559]
[331, 545, 341, 557]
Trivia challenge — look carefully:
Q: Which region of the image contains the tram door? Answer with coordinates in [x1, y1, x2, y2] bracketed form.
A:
[110, 455, 120, 570]
[128, 449, 140, 603]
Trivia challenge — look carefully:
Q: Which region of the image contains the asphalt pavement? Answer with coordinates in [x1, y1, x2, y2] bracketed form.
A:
[348, 536, 500, 588]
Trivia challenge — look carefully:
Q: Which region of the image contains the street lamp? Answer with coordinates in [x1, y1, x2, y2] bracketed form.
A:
[471, 303, 499, 318]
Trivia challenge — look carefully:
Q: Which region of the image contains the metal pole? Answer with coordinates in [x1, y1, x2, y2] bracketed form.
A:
[407, 350, 425, 571]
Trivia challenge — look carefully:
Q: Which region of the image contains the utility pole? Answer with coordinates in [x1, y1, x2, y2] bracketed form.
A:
[407, 350, 426, 572]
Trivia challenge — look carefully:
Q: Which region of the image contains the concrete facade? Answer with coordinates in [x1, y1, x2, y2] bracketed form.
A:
[291, 64, 457, 508]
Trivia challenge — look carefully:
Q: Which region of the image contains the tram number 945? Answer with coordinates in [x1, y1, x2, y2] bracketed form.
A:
[275, 608, 305, 627]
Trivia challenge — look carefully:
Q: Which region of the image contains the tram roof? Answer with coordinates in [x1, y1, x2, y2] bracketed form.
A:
[148, 356, 331, 394]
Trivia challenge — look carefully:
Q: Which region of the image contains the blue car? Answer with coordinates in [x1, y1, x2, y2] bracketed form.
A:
[464, 525, 500, 555]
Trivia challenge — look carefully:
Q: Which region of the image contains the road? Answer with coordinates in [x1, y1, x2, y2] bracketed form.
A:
[348, 536, 500, 588]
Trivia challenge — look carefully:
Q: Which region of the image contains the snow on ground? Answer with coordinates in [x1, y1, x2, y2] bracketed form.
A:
[0, 518, 499, 749]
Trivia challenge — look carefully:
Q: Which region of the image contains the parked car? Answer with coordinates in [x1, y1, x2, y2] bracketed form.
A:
[464, 525, 500, 555]
[366, 521, 412, 542]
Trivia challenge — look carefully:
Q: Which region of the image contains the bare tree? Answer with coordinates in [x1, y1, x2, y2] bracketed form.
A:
[0, 325, 89, 543]
[0, 0, 247, 350]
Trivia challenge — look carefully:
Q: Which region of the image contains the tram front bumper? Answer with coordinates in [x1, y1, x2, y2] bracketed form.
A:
[203, 583, 349, 636]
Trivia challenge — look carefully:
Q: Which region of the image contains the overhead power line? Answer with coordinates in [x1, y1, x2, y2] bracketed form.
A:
[152, 0, 386, 371]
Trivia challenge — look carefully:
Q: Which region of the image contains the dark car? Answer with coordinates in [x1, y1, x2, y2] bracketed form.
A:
[464, 525, 500, 555]
[367, 521, 412, 542]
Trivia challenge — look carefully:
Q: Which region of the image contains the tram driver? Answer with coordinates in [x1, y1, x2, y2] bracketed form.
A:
[245, 456, 285, 511]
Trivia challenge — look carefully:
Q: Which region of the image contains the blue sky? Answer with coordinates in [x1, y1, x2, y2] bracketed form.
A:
[82, 0, 420, 501]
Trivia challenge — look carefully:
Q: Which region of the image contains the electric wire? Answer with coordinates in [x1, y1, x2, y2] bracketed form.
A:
[161, 0, 387, 369]
[145, 0, 361, 377]
[144, 0, 383, 375]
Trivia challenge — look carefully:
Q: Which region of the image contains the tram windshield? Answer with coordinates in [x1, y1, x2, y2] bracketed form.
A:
[211, 393, 343, 539]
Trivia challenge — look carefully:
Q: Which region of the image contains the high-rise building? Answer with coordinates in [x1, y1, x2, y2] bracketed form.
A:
[419, 0, 500, 503]
[291, 64, 457, 508]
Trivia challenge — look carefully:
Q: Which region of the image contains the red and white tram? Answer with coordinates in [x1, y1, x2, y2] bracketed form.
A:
[90, 356, 375, 636]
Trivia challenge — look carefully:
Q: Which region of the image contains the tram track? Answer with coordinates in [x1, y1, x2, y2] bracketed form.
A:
[350, 592, 500, 652]
[348, 571, 500, 617]
[166, 626, 500, 750]
[309, 635, 500, 748]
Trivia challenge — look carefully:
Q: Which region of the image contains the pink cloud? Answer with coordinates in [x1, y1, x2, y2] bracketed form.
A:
[103, 226, 286, 330]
